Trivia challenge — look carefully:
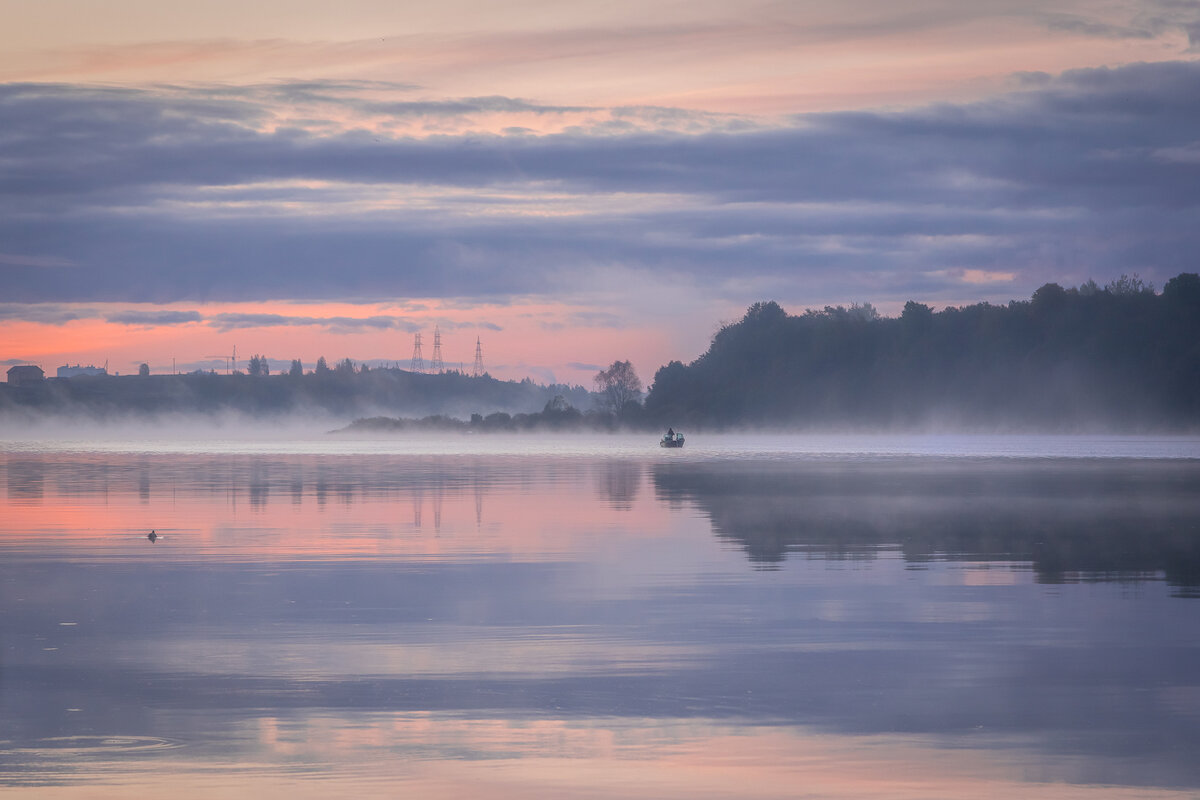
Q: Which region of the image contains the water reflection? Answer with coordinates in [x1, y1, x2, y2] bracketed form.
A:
[595, 460, 642, 510]
[2, 450, 1199, 797]
[5, 457, 44, 500]
[653, 458, 1200, 592]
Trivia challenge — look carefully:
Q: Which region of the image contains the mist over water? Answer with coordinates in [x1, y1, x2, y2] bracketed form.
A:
[3, 421, 1199, 458]
[2, 434, 1199, 798]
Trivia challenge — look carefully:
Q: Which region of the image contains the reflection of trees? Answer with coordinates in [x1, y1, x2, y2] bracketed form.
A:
[595, 461, 642, 510]
[248, 461, 269, 510]
[0, 367, 597, 419]
[5, 458, 44, 500]
[0, 454, 499, 521]
[652, 460, 1200, 592]
[137, 461, 150, 503]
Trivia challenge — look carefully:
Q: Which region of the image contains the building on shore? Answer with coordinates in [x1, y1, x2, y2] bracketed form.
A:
[56, 364, 107, 378]
[6, 365, 45, 386]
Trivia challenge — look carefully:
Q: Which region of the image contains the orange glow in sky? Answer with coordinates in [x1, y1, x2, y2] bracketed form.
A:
[0, 298, 709, 387]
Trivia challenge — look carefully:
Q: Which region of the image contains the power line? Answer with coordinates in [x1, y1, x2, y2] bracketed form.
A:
[430, 326, 444, 373]
[410, 333, 424, 373]
[472, 336, 485, 377]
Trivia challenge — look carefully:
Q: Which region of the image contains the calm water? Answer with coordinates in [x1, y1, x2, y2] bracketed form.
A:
[2, 434, 1200, 799]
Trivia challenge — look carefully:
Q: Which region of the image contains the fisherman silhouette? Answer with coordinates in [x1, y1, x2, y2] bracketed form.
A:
[148, 530, 157, 542]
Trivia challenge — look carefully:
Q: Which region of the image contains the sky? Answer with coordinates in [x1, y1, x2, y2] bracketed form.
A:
[2, 0, 1200, 386]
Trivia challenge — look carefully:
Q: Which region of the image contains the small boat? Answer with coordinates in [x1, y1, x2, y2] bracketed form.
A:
[660, 430, 684, 448]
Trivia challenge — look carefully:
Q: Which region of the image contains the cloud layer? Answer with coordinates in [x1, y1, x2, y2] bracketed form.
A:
[3, 60, 1200, 316]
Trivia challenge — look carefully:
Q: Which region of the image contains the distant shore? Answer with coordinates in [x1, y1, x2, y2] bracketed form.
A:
[333, 406, 654, 435]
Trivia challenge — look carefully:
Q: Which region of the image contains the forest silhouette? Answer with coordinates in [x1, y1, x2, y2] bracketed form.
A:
[644, 273, 1200, 430]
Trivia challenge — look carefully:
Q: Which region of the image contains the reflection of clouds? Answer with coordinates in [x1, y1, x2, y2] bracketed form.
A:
[110, 628, 705, 679]
[9, 715, 1196, 799]
[5, 451, 1200, 796]
[958, 565, 1023, 587]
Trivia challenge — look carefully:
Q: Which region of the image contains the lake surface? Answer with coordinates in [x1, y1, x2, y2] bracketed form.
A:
[2, 434, 1199, 798]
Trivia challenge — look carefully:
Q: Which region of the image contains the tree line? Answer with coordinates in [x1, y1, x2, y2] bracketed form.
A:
[243, 355, 406, 377]
[643, 273, 1200, 430]
[0, 365, 592, 421]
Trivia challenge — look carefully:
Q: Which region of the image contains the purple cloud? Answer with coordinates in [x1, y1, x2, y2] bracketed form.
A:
[2, 61, 1200, 311]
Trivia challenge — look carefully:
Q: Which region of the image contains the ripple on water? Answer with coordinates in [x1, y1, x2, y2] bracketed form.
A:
[15, 735, 184, 757]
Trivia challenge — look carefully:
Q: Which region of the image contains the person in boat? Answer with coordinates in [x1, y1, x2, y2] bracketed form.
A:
[667, 427, 674, 440]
